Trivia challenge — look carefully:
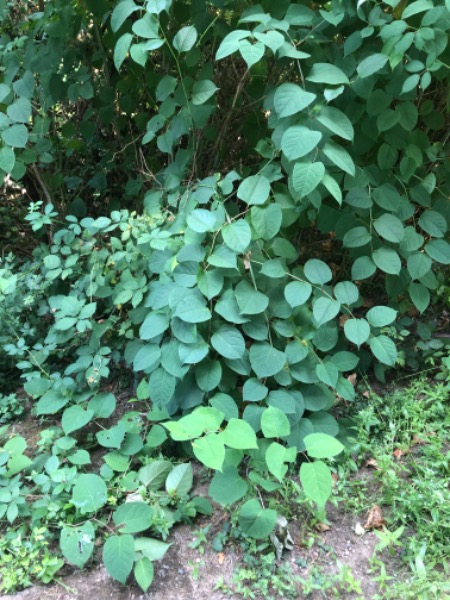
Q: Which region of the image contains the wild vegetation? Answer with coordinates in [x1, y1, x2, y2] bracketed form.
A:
[0, 0, 449, 595]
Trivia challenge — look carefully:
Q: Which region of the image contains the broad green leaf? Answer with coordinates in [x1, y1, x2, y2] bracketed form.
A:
[369, 335, 397, 366]
[139, 312, 169, 340]
[134, 558, 154, 593]
[344, 318, 370, 346]
[165, 463, 193, 496]
[374, 214, 404, 243]
[281, 126, 322, 161]
[186, 209, 217, 232]
[72, 474, 107, 514]
[209, 393, 239, 420]
[173, 26, 197, 52]
[138, 460, 172, 489]
[284, 281, 312, 307]
[334, 281, 359, 305]
[221, 418, 258, 449]
[307, 63, 349, 85]
[343, 226, 372, 248]
[251, 204, 282, 239]
[261, 406, 290, 438]
[304, 432, 344, 458]
[114, 33, 133, 71]
[192, 433, 225, 470]
[249, 343, 286, 378]
[211, 327, 245, 359]
[237, 175, 270, 205]
[372, 247, 401, 275]
[352, 256, 376, 279]
[111, 0, 139, 32]
[357, 53, 388, 78]
[425, 240, 450, 264]
[313, 297, 340, 326]
[96, 423, 126, 449]
[62, 406, 94, 435]
[89, 392, 116, 418]
[195, 359, 222, 392]
[134, 537, 171, 561]
[216, 30, 251, 60]
[103, 535, 134, 584]
[2, 124, 28, 148]
[239, 40, 265, 67]
[235, 280, 268, 314]
[315, 106, 354, 140]
[291, 161, 325, 198]
[222, 220, 251, 252]
[366, 306, 397, 327]
[330, 351, 359, 371]
[175, 295, 211, 323]
[409, 282, 430, 313]
[243, 378, 268, 401]
[60, 522, 95, 568]
[35, 390, 69, 415]
[7, 97, 31, 123]
[209, 466, 248, 505]
[192, 80, 219, 105]
[402, 0, 433, 19]
[274, 83, 316, 118]
[316, 362, 339, 388]
[266, 442, 296, 481]
[113, 502, 153, 533]
[419, 211, 447, 238]
[300, 461, 332, 506]
[322, 141, 355, 176]
[0, 147, 15, 173]
[238, 499, 277, 538]
[407, 252, 432, 280]
[304, 259, 332, 284]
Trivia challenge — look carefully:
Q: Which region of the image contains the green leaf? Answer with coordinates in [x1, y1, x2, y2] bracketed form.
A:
[165, 463, 193, 496]
[261, 406, 290, 438]
[192, 80, 219, 105]
[134, 558, 154, 593]
[238, 499, 277, 539]
[315, 106, 354, 140]
[216, 30, 251, 60]
[35, 390, 68, 415]
[139, 460, 172, 489]
[266, 442, 296, 481]
[209, 465, 248, 505]
[7, 97, 32, 123]
[89, 392, 116, 418]
[249, 343, 286, 378]
[209, 393, 239, 420]
[402, 0, 433, 19]
[357, 53, 388, 78]
[175, 295, 211, 323]
[134, 537, 171, 561]
[322, 141, 355, 175]
[195, 359, 222, 392]
[372, 247, 401, 275]
[274, 83, 316, 118]
[243, 378, 268, 401]
[344, 318, 370, 346]
[211, 327, 245, 359]
[0, 147, 16, 173]
[300, 461, 332, 506]
[407, 252, 432, 280]
[369, 335, 397, 366]
[139, 313, 169, 340]
[149, 368, 176, 406]
[307, 63, 349, 85]
[72, 474, 107, 514]
[103, 535, 135, 584]
[113, 502, 153, 533]
[221, 418, 258, 449]
[425, 240, 450, 264]
[366, 306, 397, 327]
[251, 204, 282, 239]
[222, 220, 251, 252]
[111, 0, 139, 32]
[304, 259, 332, 284]
[192, 433, 225, 470]
[313, 297, 340, 326]
[343, 226, 372, 248]
[239, 40, 265, 67]
[334, 281, 359, 305]
[281, 126, 322, 161]
[316, 362, 339, 388]
[291, 162, 325, 198]
[284, 281, 312, 307]
[114, 33, 133, 71]
[237, 175, 270, 205]
[373, 214, 404, 243]
[96, 423, 126, 449]
[60, 522, 95, 568]
[62, 406, 94, 435]
[419, 211, 447, 238]
[304, 432, 344, 458]
[186, 208, 217, 232]
[409, 282, 430, 314]
[235, 281, 269, 315]
[352, 256, 376, 279]
[173, 25, 197, 52]
[2, 124, 28, 148]
[330, 351, 359, 371]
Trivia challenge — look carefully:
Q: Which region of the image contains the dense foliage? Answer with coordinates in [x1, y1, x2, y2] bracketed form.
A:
[0, 0, 449, 592]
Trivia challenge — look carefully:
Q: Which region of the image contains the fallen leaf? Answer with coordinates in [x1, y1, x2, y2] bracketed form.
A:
[315, 522, 331, 532]
[364, 505, 384, 530]
[353, 522, 365, 536]
[393, 448, 409, 459]
[362, 390, 370, 398]
[365, 458, 380, 470]
[347, 373, 357, 387]
[339, 314, 350, 326]
[217, 552, 225, 565]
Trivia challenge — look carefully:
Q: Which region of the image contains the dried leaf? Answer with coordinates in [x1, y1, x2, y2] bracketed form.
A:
[393, 448, 409, 459]
[217, 552, 225, 565]
[347, 373, 357, 387]
[315, 522, 331, 532]
[353, 522, 365, 536]
[364, 505, 384, 530]
[365, 458, 380, 470]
